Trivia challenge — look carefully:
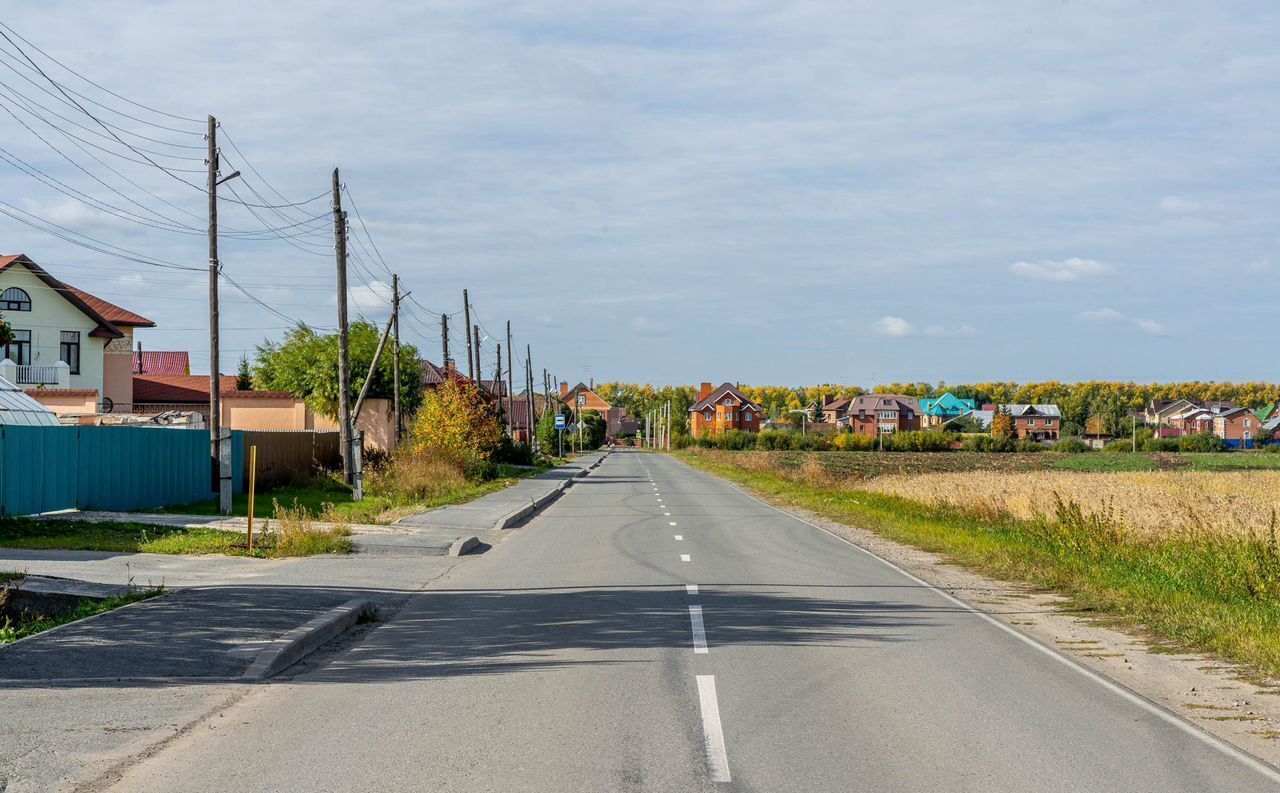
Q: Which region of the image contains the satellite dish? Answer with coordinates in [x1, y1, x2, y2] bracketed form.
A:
[99, 397, 114, 414]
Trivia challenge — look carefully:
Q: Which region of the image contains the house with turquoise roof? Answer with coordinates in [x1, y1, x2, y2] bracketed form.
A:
[919, 392, 977, 427]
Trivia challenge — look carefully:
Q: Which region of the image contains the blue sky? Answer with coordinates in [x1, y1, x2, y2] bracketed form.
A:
[2, 2, 1277, 386]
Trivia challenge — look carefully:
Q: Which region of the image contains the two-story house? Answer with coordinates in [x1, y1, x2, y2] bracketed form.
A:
[919, 392, 977, 428]
[689, 382, 763, 438]
[840, 394, 921, 436]
[1213, 407, 1258, 444]
[0, 255, 153, 415]
[1005, 404, 1061, 441]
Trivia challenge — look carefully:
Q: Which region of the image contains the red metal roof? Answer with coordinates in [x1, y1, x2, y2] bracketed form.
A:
[0, 254, 155, 336]
[133, 350, 190, 376]
[133, 374, 238, 403]
[63, 285, 154, 327]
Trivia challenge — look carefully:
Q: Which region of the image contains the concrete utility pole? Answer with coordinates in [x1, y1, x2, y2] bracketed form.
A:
[473, 325, 482, 391]
[463, 289, 473, 381]
[333, 167, 352, 484]
[440, 313, 449, 368]
[392, 273, 401, 442]
[525, 345, 535, 453]
[206, 115, 226, 511]
[506, 321, 514, 435]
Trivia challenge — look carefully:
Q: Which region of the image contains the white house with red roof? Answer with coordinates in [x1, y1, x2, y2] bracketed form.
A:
[0, 254, 153, 414]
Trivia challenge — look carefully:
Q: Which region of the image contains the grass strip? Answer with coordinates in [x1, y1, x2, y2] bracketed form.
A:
[678, 450, 1280, 681]
[0, 518, 350, 558]
[0, 587, 162, 646]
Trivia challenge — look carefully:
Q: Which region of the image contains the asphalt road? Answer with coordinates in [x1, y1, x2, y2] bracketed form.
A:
[102, 450, 1280, 792]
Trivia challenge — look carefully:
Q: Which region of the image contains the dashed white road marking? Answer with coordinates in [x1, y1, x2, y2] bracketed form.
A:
[664, 512, 671, 516]
[674, 534, 683, 540]
[669, 521, 678, 526]
[686, 584, 699, 595]
[688, 605, 709, 654]
[680, 554, 691, 562]
[696, 675, 731, 783]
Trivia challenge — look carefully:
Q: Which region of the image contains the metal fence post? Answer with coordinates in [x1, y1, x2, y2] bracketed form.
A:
[351, 430, 364, 502]
[219, 427, 233, 514]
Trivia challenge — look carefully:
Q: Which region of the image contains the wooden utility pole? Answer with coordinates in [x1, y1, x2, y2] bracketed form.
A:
[495, 342, 503, 431]
[391, 273, 401, 442]
[473, 325, 482, 391]
[506, 321, 515, 435]
[463, 289, 473, 381]
[440, 313, 449, 368]
[333, 167, 352, 484]
[206, 115, 225, 510]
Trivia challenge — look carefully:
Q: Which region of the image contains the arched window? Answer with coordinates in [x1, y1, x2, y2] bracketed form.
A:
[1, 287, 30, 311]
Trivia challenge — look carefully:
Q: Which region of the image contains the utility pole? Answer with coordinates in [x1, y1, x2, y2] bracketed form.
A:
[473, 325, 483, 391]
[495, 342, 503, 432]
[392, 273, 401, 443]
[526, 345, 535, 453]
[206, 115, 225, 511]
[463, 289, 473, 381]
[440, 313, 449, 368]
[506, 321, 515, 435]
[333, 167, 352, 484]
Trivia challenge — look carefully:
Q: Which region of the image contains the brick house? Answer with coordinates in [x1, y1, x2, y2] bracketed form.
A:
[560, 382, 634, 440]
[839, 395, 921, 436]
[1213, 408, 1258, 443]
[808, 396, 853, 424]
[982, 404, 1061, 441]
[689, 382, 763, 438]
[1167, 407, 1215, 436]
[1144, 398, 1236, 427]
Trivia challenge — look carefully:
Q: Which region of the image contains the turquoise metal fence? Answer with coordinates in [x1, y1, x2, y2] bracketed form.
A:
[0, 425, 215, 516]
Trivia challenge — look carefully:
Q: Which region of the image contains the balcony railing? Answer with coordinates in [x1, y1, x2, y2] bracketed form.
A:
[16, 364, 60, 385]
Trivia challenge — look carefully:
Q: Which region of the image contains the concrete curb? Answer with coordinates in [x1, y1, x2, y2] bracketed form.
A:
[493, 478, 574, 530]
[448, 535, 481, 556]
[242, 599, 375, 680]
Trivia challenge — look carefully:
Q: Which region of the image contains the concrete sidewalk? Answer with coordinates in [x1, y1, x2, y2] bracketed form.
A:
[395, 451, 608, 533]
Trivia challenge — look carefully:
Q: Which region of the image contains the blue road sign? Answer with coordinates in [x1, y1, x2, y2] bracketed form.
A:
[555, 414, 566, 430]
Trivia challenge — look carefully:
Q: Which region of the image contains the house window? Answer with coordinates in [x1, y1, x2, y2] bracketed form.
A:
[704, 410, 712, 420]
[1027, 418, 1035, 426]
[723, 398, 734, 406]
[0, 287, 30, 311]
[59, 331, 80, 374]
[3, 329, 30, 365]
[725, 410, 733, 421]
[1245, 419, 1253, 428]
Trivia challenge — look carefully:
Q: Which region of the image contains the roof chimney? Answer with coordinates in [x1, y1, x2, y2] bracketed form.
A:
[699, 382, 714, 400]
[135, 341, 144, 375]
[560, 382, 569, 397]
[446, 359, 456, 373]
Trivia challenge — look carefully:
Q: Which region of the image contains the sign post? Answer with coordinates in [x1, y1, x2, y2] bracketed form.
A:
[576, 394, 586, 453]
[555, 414, 566, 458]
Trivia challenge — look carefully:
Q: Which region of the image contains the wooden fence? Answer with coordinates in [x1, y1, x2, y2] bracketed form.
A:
[237, 430, 341, 489]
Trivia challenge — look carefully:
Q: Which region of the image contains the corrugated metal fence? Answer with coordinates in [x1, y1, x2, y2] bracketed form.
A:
[0, 425, 211, 515]
[237, 430, 340, 489]
[0, 426, 344, 517]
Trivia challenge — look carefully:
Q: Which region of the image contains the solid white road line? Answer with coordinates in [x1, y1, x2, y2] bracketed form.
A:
[680, 554, 691, 562]
[696, 675, 732, 783]
[674, 534, 683, 540]
[686, 584, 699, 595]
[688, 605, 709, 653]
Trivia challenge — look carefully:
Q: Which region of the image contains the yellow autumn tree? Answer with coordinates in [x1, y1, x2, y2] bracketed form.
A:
[410, 378, 502, 470]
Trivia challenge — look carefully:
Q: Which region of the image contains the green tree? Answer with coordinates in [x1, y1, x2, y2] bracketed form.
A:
[991, 405, 1015, 439]
[235, 355, 253, 390]
[536, 406, 561, 456]
[253, 322, 422, 417]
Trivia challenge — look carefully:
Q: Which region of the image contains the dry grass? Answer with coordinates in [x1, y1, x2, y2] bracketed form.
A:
[262, 499, 353, 557]
[861, 470, 1280, 540]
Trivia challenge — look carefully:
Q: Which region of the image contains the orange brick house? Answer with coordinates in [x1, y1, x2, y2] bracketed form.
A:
[689, 382, 763, 438]
[560, 381, 633, 440]
[1214, 407, 1258, 442]
[839, 394, 921, 436]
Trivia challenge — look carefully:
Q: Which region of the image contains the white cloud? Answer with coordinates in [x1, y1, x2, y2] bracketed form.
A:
[116, 273, 145, 287]
[1246, 259, 1272, 274]
[1134, 318, 1171, 336]
[873, 316, 975, 338]
[629, 315, 671, 337]
[1076, 307, 1125, 322]
[1076, 308, 1171, 336]
[1159, 195, 1203, 214]
[1010, 258, 1109, 282]
[346, 280, 394, 311]
[872, 316, 916, 337]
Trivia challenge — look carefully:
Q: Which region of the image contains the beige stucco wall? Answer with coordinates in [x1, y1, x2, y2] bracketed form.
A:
[101, 329, 134, 409]
[29, 391, 99, 416]
[0, 265, 107, 396]
[222, 394, 397, 451]
[222, 395, 309, 431]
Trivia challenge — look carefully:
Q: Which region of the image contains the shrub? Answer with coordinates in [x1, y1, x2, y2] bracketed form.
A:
[792, 432, 833, 451]
[1179, 432, 1224, 453]
[1102, 439, 1134, 453]
[833, 432, 876, 451]
[1141, 437, 1180, 452]
[1263, 442, 1280, 454]
[1052, 438, 1090, 453]
[882, 430, 957, 452]
[409, 379, 501, 469]
[1014, 439, 1045, 453]
[491, 436, 534, 466]
[963, 434, 1015, 453]
[755, 430, 793, 451]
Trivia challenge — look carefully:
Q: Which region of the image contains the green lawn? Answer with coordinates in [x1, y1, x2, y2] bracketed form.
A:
[1050, 454, 1160, 472]
[678, 449, 1280, 682]
[0, 517, 350, 558]
[0, 586, 163, 646]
